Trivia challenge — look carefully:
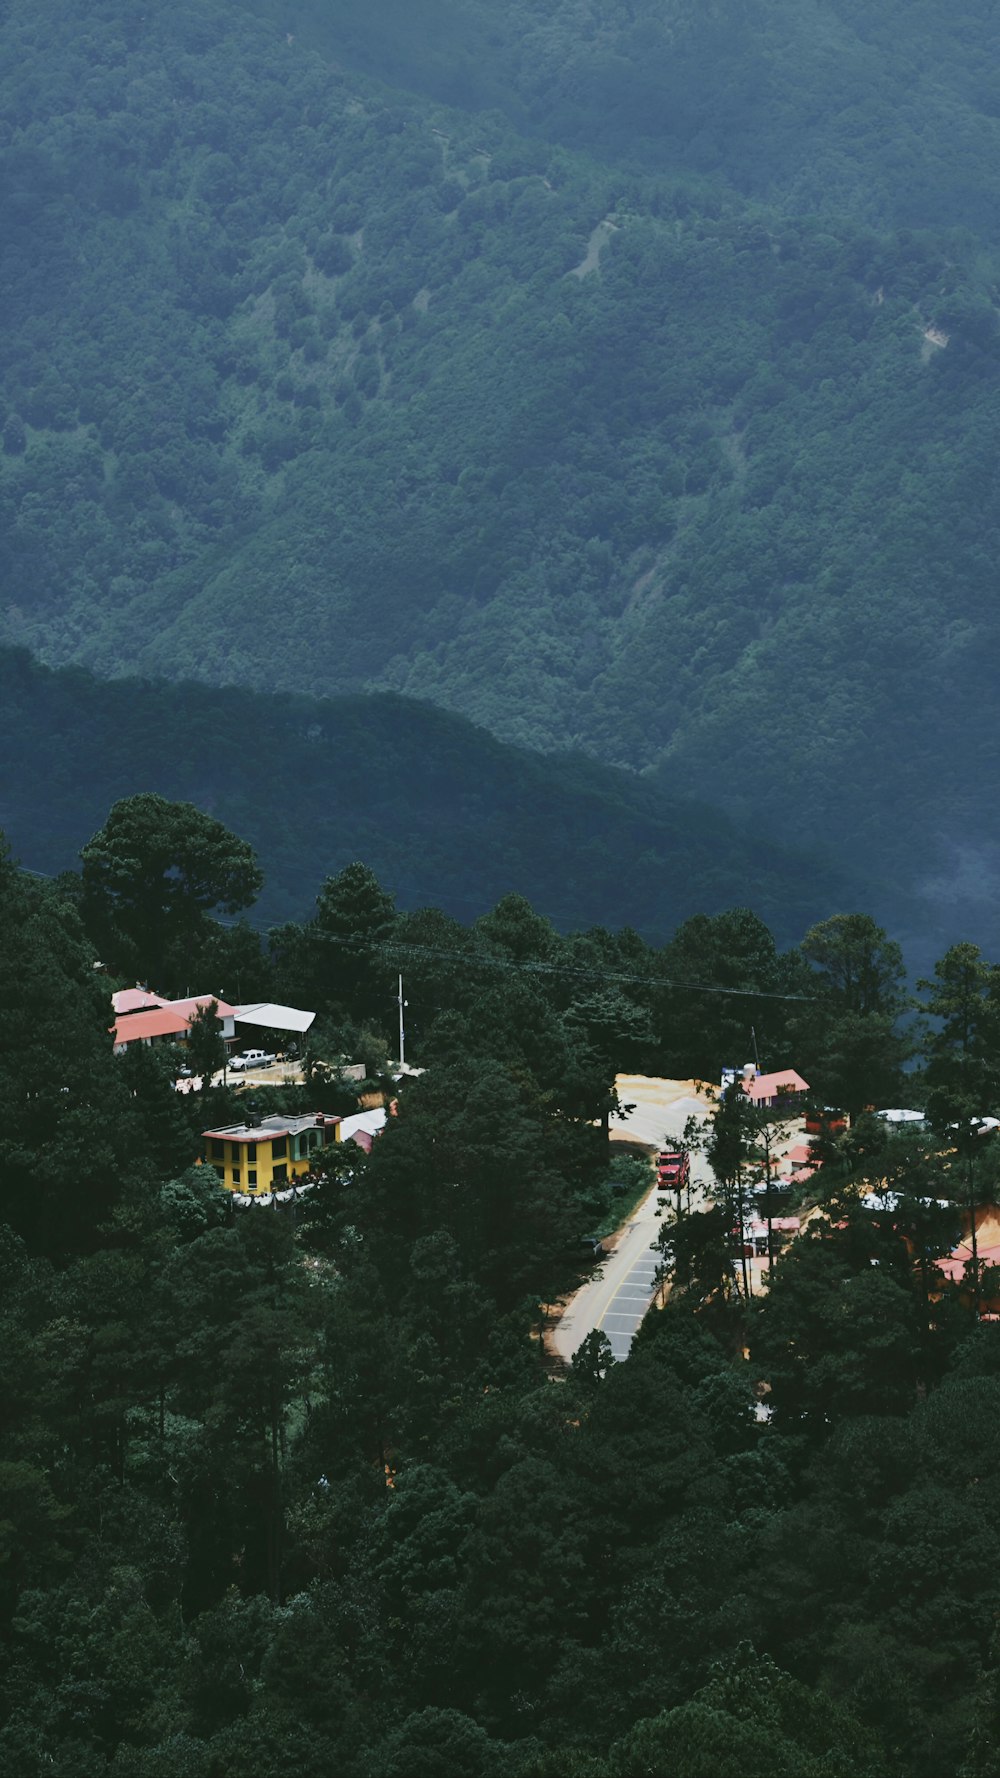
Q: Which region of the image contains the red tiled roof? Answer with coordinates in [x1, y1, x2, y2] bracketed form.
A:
[113, 1007, 191, 1045]
[111, 992, 234, 1045]
[112, 987, 167, 1016]
[937, 1241, 1000, 1281]
[168, 994, 236, 1019]
[785, 1142, 816, 1167]
[746, 1069, 810, 1102]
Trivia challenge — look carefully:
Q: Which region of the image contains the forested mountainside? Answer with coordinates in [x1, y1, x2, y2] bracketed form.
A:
[5, 816, 1000, 1778]
[0, 648, 862, 945]
[255, 0, 1000, 232]
[4, 0, 1000, 926]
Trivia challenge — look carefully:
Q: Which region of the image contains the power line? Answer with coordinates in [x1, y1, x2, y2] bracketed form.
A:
[28, 860, 814, 1002]
[377, 941, 816, 1001]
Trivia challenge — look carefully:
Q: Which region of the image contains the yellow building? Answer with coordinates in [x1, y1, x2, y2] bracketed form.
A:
[202, 1112, 341, 1195]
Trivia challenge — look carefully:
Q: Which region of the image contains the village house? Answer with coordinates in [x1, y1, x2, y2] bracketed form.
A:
[111, 988, 236, 1053]
[112, 1004, 196, 1052]
[111, 988, 318, 1059]
[112, 987, 167, 1017]
[744, 1067, 810, 1109]
[202, 1111, 343, 1196]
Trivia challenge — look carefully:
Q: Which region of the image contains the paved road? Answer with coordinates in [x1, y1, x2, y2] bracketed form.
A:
[553, 1191, 664, 1362]
[553, 1082, 715, 1364]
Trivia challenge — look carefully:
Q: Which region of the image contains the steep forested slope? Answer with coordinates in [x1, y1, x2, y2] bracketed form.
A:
[259, 0, 1000, 233]
[0, 647, 860, 944]
[2, 0, 1000, 927]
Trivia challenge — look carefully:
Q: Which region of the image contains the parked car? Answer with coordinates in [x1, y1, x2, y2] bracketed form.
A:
[229, 1049, 276, 1072]
[578, 1236, 607, 1261]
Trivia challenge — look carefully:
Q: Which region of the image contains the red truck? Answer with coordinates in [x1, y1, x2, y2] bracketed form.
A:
[657, 1147, 690, 1194]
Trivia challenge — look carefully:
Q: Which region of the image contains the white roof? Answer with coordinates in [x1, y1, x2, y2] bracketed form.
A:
[339, 1109, 388, 1142]
[234, 1002, 315, 1034]
[875, 1108, 925, 1124]
[861, 1191, 953, 1210]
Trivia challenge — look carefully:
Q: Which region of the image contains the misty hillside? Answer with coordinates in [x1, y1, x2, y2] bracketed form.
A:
[256, 0, 1000, 233]
[2, 0, 999, 940]
[0, 647, 866, 946]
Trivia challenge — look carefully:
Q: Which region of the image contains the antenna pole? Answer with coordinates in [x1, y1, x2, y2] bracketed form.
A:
[397, 974, 406, 1070]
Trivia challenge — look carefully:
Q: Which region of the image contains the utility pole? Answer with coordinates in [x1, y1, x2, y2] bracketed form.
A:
[397, 974, 407, 1070]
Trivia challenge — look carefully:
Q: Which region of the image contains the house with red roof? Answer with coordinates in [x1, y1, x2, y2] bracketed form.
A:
[112, 987, 168, 1018]
[165, 995, 236, 1038]
[935, 1207, 1000, 1305]
[112, 994, 236, 1054]
[112, 1006, 192, 1051]
[745, 1068, 810, 1109]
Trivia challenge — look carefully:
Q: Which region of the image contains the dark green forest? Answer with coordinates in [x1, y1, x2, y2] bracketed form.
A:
[3, 0, 1000, 944]
[0, 645, 869, 946]
[8, 812, 1000, 1776]
[8, 5, 1000, 1765]
[255, 0, 1000, 230]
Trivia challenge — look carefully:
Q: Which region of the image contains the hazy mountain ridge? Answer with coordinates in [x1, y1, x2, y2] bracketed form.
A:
[2, 0, 1000, 942]
[0, 646, 865, 946]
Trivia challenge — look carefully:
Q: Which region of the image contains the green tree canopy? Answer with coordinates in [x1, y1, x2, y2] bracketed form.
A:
[920, 942, 1000, 1128]
[308, 861, 397, 1023]
[184, 1000, 227, 1084]
[801, 914, 907, 1018]
[795, 913, 911, 1116]
[0, 840, 139, 1253]
[81, 795, 262, 990]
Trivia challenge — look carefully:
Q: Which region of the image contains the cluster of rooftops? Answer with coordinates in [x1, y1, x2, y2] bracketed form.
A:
[109, 983, 402, 1203]
[110, 985, 315, 1053]
[721, 1063, 810, 1106]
